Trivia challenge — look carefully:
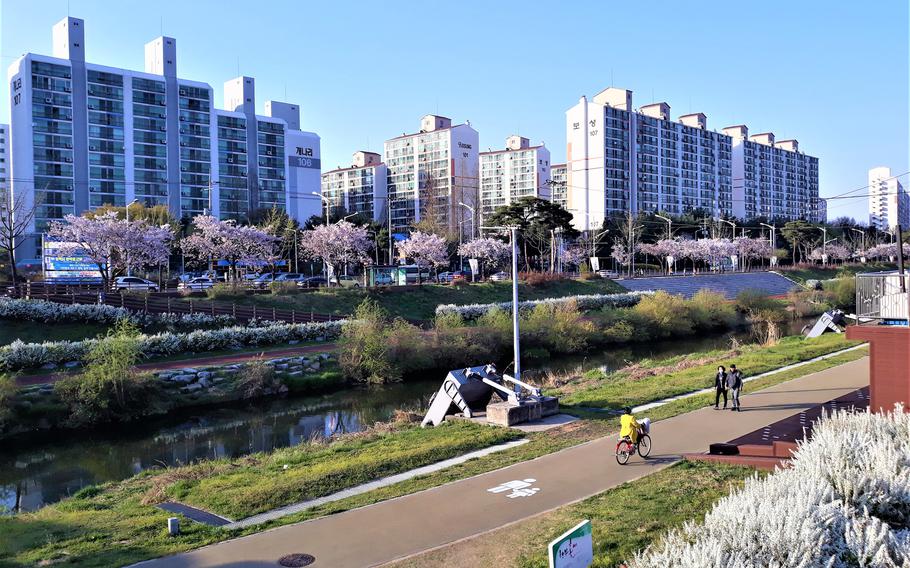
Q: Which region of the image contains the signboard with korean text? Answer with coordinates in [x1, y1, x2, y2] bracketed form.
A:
[548, 520, 593, 568]
[42, 240, 102, 283]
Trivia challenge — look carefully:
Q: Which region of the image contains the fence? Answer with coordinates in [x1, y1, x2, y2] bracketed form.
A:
[5, 283, 342, 324]
[856, 272, 909, 324]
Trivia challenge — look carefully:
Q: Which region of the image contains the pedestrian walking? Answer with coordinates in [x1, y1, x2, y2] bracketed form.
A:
[728, 364, 744, 411]
[714, 366, 728, 409]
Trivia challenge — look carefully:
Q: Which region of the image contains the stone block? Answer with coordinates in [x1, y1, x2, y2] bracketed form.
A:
[486, 400, 543, 427]
[170, 374, 195, 384]
[40, 363, 57, 370]
[539, 396, 559, 417]
[64, 361, 81, 369]
[181, 383, 203, 393]
[181, 368, 198, 374]
[287, 371, 303, 378]
[197, 371, 213, 380]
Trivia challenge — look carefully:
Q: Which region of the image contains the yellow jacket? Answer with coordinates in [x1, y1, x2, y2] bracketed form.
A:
[620, 414, 639, 438]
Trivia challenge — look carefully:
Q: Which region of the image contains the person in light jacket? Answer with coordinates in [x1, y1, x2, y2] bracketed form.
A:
[727, 364, 744, 411]
[714, 366, 728, 410]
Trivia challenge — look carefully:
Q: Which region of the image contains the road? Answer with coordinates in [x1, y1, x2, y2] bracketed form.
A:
[135, 357, 869, 568]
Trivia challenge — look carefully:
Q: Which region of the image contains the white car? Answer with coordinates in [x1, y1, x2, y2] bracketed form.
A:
[178, 277, 216, 291]
[490, 271, 510, 282]
[113, 276, 159, 291]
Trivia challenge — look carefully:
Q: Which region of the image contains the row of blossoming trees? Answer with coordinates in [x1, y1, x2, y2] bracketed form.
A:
[632, 237, 774, 272]
[47, 211, 538, 288]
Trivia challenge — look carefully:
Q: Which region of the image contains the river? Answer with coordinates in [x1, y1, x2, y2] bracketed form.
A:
[0, 319, 814, 513]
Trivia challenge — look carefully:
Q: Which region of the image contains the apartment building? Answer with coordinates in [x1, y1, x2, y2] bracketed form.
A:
[868, 166, 909, 231]
[479, 136, 550, 217]
[818, 197, 827, 224]
[722, 126, 820, 221]
[321, 151, 388, 221]
[0, 124, 9, 201]
[7, 17, 321, 260]
[550, 163, 567, 209]
[383, 114, 478, 236]
[565, 87, 818, 230]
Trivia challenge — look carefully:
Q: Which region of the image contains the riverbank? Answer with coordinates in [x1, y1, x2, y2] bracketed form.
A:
[0, 335, 867, 567]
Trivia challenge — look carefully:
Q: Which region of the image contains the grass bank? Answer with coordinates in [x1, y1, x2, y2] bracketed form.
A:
[557, 333, 861, 411]
[390, 460, 758, 568]
[186, 278, 628, 321]
[0, 337, 867, 567]
[778, 262, 895, 285]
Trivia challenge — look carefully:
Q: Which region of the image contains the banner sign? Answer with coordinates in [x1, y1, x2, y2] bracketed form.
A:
[548, 520, 593, 568]
[468, 258, 479, 275]
[589, 257, 600, 272]
[43, 240, 102, 283]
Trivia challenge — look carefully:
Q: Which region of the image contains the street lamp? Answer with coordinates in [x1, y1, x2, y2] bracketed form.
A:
[125, 198, 139, 277]
[851, 228, 865, 254]
[311, 191, 330, 225]
[759, 222, 776, 249]
[718, 218, 737, 238]
[457, 201, 476, 239]
[654, 214, 672, 239]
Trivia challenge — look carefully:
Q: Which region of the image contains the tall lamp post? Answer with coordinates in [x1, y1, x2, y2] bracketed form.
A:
[851, 228, 866, 256]
[125, 198, 139, 276]
[311, 191, 330, 225]
[654, 214, 672, 240]
[718, 218, 738, 270]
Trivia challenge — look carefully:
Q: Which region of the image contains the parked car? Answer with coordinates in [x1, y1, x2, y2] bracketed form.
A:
[490, 271, 510, 282]
[452, 271, 468, 283]
[373, 273, 394, 286]
[330, 275, 360, 288]
[178, 277, 215, 291]
[250, 272, 308, 289]
[113, 276, 159, 291]
[596, 269, 617, 278]
[437, 271, 455, 283]
[297, 276, 328, 288]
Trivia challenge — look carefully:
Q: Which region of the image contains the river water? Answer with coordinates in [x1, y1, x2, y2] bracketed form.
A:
[0, 320, 812, 513]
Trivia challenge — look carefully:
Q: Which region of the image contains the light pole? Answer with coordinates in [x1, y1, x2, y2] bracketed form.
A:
[458, 201, 476, 239]
[718, 218, 737, 270]
[125, 198, 139, 276]
[851, 228, 865, 255]
[311, 192, 330, 225]
[654, 214, 672, 240]
[759, 222, 776, 249]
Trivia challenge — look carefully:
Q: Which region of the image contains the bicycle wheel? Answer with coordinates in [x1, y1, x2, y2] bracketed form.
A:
[638, 434, 652, 458]
[615, 440, 632, 465]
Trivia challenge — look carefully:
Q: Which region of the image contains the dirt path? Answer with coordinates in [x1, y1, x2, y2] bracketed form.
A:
[15, 343, 338, 386]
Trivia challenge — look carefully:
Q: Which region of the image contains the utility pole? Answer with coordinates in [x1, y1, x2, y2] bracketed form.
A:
[510, 225, 521, 386]
[655, 213, 672, 240]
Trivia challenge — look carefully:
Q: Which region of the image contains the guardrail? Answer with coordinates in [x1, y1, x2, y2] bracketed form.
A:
[856, 272, 909, 324]
[4, 284, 343, 324]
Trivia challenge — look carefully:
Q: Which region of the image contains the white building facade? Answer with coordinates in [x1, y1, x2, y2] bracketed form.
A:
[7, 17, 321, 260]
[321, 151, 388, 222]
[722, 126, 820, 222]
[479, 135, 550, 217]
[383, 115, 478, 236]
[550, 163, 567, 209]
[868, 166, 909, 231]
[565, 87, 818, 230]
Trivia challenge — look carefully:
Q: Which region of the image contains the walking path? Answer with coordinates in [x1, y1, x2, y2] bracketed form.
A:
[135, 356, 869, 568]
[16, 342, 338, 386]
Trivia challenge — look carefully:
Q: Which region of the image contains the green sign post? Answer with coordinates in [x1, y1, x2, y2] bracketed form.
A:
[548, 519, 593, 568]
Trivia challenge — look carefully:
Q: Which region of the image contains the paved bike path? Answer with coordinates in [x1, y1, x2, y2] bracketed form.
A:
[136, 357, 869, 568]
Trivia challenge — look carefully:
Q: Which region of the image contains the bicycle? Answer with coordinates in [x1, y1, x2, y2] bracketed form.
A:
[615, 427, 652, 465]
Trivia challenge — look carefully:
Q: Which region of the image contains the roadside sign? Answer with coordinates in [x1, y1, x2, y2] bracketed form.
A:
[548, 520, 593, 568]
[468, 258, 479, 276]
[42, 239, 102, 283]
[589, 257, 600, 272]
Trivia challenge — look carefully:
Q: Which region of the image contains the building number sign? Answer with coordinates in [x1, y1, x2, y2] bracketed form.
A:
[12, 77, 22, 106]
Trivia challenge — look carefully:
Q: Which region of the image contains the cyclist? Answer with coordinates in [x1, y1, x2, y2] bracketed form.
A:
[619, 406, 640, 445]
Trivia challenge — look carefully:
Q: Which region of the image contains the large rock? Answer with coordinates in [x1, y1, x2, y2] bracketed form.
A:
[170, 374, 195, 384]
[197, 371, 213, 380]
[40, 363, 57, 371]
[486, 400, 542, 427]
[181, 383, 203, 393]
[63, 361, 81, 369]
[181, 368, 198, 374]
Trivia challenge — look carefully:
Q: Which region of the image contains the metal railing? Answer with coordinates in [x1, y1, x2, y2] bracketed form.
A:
[856, 272, 909, 324]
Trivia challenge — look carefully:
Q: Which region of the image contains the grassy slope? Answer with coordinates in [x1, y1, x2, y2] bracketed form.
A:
[558, 333, 860, 411]
[779, 262, 895, 284]
[0, 320, 108, 347]
[391, 460, 757, 568]
[0, 336, 867, 567]
[0, 421, 519, 567]
[187, 278, 628, 321]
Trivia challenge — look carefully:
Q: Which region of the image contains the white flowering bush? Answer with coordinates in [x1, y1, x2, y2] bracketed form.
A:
[434, 291, 652, 320]
[0, 320, 346, 371]
[629, 407, 910, 568]
[0, 297, 238, 330]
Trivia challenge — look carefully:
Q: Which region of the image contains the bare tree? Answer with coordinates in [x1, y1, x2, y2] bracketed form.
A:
[0, 189, 41, 286]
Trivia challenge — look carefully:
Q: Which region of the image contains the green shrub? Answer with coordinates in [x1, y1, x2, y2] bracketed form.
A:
[268, 281, 298, 295]
[434, 310, 464, 330]
[735, 289, 783, 313]
[687, 289, 738, 331]
[825, 277, 856, 310]
[54, 320, 162, 426]
[237, 358, 281, 398]
[632, 291, 693, 338]
[339, 300, 401, 383]
[0, 373, 17, 432]
[786, 289, 830, 319]
[205, 282, 246, 300]
[476, 307, 513, 336]
[525, 300, 595, 354]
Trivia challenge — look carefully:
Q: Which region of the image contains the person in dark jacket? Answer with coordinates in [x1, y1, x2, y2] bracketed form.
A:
[727, 364, 744, 411]
[714, 366, 728, 409]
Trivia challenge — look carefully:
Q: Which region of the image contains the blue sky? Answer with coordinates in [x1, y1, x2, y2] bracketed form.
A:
[2, 0, 907, 222]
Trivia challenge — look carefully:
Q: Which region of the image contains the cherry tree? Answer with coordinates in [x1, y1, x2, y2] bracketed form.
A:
[298, 220, 371, 283]
[867, 242, 910, 261]
[458, 237, 510, 276]
[610, 237, 633, 268]
[561, 245, 588, 268]
[49, 210, 173, 289]
[809, 243, 851, 264]
[734, 237, 773, 269]
[181, 215, 278, 279]
[397, 231, 448, 284]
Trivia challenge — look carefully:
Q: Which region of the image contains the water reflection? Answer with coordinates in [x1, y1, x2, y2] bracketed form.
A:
[0, 319, 814, 513]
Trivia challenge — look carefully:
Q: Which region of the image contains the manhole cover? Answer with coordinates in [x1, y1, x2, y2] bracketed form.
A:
[278, 553, 316, 567]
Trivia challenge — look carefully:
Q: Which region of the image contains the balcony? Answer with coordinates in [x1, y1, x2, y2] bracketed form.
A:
[855, 272, 909, 325]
